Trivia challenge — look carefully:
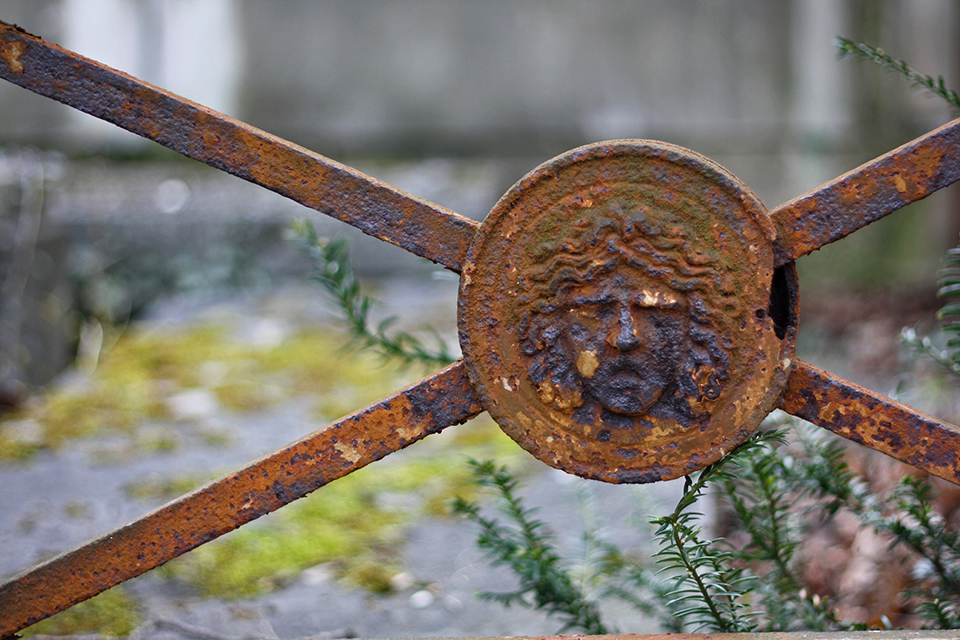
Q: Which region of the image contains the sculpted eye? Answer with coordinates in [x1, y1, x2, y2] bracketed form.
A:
[593, 304, 616, 319]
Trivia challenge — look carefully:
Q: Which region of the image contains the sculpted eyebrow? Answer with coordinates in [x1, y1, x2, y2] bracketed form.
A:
[570, 292, 616, 306]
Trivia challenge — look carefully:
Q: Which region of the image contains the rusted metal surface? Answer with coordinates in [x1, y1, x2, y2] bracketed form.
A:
[458, 142, 798, 483]
[5, 20, 960, 639]
[0, 361, 482, 635]
[780, 360, 960, 485]
[771, 117, 960, 267]
[0, 21, 478, 273]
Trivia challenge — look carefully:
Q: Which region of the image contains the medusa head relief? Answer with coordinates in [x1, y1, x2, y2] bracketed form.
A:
[459, 141, 799, 483]
[518, 208, 736, 422]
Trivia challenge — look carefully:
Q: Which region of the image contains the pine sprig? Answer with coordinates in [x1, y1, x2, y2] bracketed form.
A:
[651, 511, 756, 633]
[719, 431, 796, 586]
[936, 245, 960, 372]
[917, 596, 960, 631]
[718, 430, 802, 629]
[595, 544, 686, 633]
[647, 431, 785, 633]
[885, 478, 960, 592]
[451, 460, 609, 635]
[717, 426, 844, 631]
[789, 424, 872, 516]
[877, 477, 960, 627]
[293, 220, 454, 367]
[899, 326, 960, 377]
[901, 239, 960, 380]
[836, 37, 960, 112]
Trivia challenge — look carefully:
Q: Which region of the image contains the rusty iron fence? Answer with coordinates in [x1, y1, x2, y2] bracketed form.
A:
[2, 19, 960, 638]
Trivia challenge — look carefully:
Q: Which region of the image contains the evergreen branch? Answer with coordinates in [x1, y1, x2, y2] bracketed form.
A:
[451, 460, 610, 635]
[937, 244, 960, 372]
[916, 596, 960, 630]
[457, 421, 960, 632]
[292, 220, 454, 367]
[720, 431, 796, 583]
[718, 431, 799, 628]
[647, 432, 783, 633]
[654, 515, 740, 631]
[900, 326, 960, 377]
[836, 37, 960, 112]
[902, 239, 960, 378]
[864, 478, 960, 629]
[789, 425, 871, 516]
[717, 425, 846, 631]
[885, 478, 960, 595]
[596, 545, 686, 633]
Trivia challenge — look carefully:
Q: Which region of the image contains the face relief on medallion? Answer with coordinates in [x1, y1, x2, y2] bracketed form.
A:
[517, 205, 732, 428]
[459, 140, 794, 483]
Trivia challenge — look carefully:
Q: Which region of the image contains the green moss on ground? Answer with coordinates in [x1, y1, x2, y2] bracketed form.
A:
[21, 588, 141, 637]
[0, 324, 416, 461]
[1, 316, 529, 610]
[158, 430, 522, 599]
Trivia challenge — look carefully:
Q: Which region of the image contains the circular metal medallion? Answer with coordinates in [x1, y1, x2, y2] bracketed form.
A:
[458, 141, 798, 483]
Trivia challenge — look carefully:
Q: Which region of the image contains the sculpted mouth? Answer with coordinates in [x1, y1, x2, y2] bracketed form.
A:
[593, 359, 667, 401]
[581, 355, 670, 415]
[598, 359, 650, 383]
[608, 374, 647, 390]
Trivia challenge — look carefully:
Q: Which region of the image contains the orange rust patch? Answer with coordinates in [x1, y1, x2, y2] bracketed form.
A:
[576, 350, 599, 377]
[894, 174, 908, 194]
[1, 40, 25, 73]
[911, 144, 946, 181]
[781, 360, 960, 486]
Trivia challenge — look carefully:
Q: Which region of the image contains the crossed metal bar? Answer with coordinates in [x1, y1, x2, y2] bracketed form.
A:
[2, 21, 960, 635]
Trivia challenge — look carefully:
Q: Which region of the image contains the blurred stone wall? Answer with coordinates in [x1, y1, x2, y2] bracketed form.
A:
[0, 2, 956, 228]
[238, 1, 797, 158]
[0, 2, 955, 162]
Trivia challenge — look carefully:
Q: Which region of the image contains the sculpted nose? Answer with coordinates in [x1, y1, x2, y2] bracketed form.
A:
[609, 305, 640, 351]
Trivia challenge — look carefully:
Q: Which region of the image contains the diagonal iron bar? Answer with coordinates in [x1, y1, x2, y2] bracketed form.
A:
[780, 360, 960, 485]
[0, 361, 483, 635]
[771, 117, 960, 267]
[0, 21, 478, 273]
